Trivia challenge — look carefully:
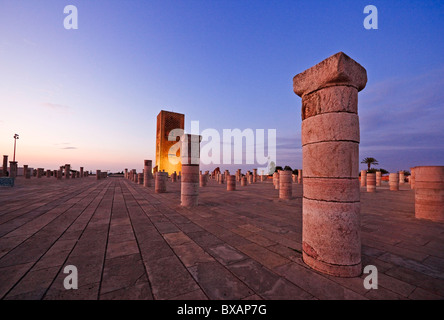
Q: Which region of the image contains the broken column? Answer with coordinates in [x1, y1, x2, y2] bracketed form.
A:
[2, 155, 8, 177]
[241, 176, 247, 186]
[9, 161, 18, 178]
[155, 172, 167, 193]
[279, 170, 292, 200]
[46, 169, 51, 178]
[410, 167, 416, 189]
[414, 166, 444, 222]
[227, 175, 236, 191]
[389, 173, 399, 191]
[96, 170, 101, 180]
[399, 171, 405, 184]
[143, 160, 153, 187]
[376, 171, 382, 187]
[293, 52, 367, 277]
[180, 134, 202, 207]
[273, 172, 279, 190]
[360, 170, 367, 187]
[65, 164, 71, 180]
[37, 168, 43, 178]
[199, 173, 207, 187]
[367, 173, 376, 193]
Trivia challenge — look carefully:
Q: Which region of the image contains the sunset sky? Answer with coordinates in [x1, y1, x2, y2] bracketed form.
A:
[0, 0, 443, 173]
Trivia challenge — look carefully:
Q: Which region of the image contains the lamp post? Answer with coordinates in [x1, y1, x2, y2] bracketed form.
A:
[13, 134, 19, 162]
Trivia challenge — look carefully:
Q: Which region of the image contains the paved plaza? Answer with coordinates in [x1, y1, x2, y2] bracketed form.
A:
[0, 177, 443, 300]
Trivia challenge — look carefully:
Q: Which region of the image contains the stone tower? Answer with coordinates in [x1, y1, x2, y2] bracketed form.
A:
[155, 110, 185, 174]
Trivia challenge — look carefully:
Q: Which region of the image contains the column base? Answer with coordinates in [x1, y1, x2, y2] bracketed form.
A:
[302, 252, 362, 278]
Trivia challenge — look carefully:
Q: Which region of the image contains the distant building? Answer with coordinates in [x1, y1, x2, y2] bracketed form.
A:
[155, 110, 185, 175]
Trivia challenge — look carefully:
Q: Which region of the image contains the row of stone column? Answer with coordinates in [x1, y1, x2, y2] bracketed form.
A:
[15, 163, 89, 180]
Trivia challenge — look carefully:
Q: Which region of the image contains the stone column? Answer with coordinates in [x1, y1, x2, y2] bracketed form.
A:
[138, 173, 144, 185]
[65, 164, 71, 180]
[199, 173, 207, 187]
[23, 165, 28, 178]
[399, 171, 405, 184]
[248, 173, 253, 184]
[134, 172, 139, 184]
[273, 172, 279, 190]
[155, 172, 167, 193]
[410, 167, 416, 189]
[279, 170, 292, 200]
[227, 175, 236, 191]
[2, 155, 8, 177]
[253, 169, 257, 183]
[171, 172, 177, 182]
[292, 174, 297, 183]
[124, 168, 128, 179]
[180, 134, 202, 207]
[389, 173, 399, 191]
[96, 170, 101, 180]
[143, 160, 153, 187]
[367, 173, 376, 193]
[219, 174, 224, 184]
[46, 169, 51, 178]
[376, 171, 382, 187]
[414, 166, 444, 222]
[241, 176, 247, 186]
[57, 168, 62, 180]
[71, 172, 76, 179]
[37, 168, 42, 178]
[80, 167, 84, 178]
[360, 170, 367, 187]
[293, 52, 367, 277]
[298, 169, 302, 184]
[9, 161, 18, 178]
[261, 175, 266, 182]
[236, 169, 241, 181]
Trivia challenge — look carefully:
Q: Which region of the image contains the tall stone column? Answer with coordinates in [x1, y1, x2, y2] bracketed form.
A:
[279, 170, 292, 200]
[180, 134, 202, 207]
[360, 170, 367, 187]
[293, 52, 367, 277]
[367, 173, 376, 193]
[2, 155, 8, 177]
[399, 171, 405, 184]
[65, 164, 71, 180]
[143, 160, 153, 187]
[80, 167, 84, 178]
[414, 166, 444, 222]
[389, 173, 399, 191]
[376, 171, 382, 187]
[9, 161, 18, 178]
[410, 167, 416, 189]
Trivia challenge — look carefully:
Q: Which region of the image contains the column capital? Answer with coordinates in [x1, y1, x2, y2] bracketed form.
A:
[293, 52, 367, 97]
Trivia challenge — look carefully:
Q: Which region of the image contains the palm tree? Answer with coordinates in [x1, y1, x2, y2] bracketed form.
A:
[361, 157, 379, 171]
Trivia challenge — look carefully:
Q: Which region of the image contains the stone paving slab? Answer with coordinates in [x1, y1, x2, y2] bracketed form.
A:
[0, 177, 443, 300]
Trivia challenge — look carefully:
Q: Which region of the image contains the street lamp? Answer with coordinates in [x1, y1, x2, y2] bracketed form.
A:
[13, 134, 19, 162]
